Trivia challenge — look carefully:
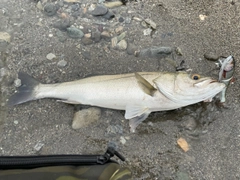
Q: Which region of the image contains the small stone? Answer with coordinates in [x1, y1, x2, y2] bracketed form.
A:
[0, 32, 11, 43]
[139, 46, 172, 58]
[117, 39, 127, 50]
[115, 26, 123, 34]
[111, 37, 118, 48]
[101, 31, 111, 38]
[133, 16, 142, 22]
[199, 14, 207, 21]
[117, 32, 126, 41]
[82, 51, 91, 59]
[127, 43, 137, 55]
[82, 37, 93, 45]
[72, 107, 101, 129]
[141, 21, 148, 28]
[119, 17, 124, 22]
[67, 27, 84, 39]
[44, 3, 57, 16]
[34, 142, 44, 151]
[176, 47, 183, 56]
[56, 30, 67, 42]
[106, 125, 123, 135]
[143, 28, 152, 36]
[53, 19, 71, 31]
[204, 52, 219, 61]
[36, 1, 43, 10]
[91, 5, 108, 16]
[13, 120, 18, 125]
[120, 136, 126, 144]
[58, 1, 64, 7]
[104, 1, 123, 8]
[48, 34, 53, 37]
[145, 18, 157, 29]
[102, 10, 115, 20]
[46, 53, 56, 60]
[91, 29, 101, 42]
[14, 79, 21, 87]
[125, 17, 132, 24]
[57, 60, 67, 67]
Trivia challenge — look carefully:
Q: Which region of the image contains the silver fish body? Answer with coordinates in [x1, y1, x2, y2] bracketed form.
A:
[8, 71, 225, 132]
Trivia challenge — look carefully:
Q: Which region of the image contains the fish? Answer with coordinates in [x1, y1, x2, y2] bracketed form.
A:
[8, 71, 225, 132]
[216, 55, 235, 103]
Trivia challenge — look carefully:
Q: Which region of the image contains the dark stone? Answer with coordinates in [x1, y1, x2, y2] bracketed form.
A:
[53, 19, 71, 31]
[204, 51, 219, 61]
[91, 5, 108, 16]
[82, 37, 93, 45]
[119, 17, 124, 22]
[102, 10, 115, 19]
[44, 3, 57, 16]
[67, 27, 84, 39]
[127, 43, 137, 55]
[91, 29, 101, 42]
[139, 46, 172, 58]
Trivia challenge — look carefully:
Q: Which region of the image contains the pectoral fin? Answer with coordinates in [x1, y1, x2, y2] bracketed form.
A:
[125, 104, 151, 132]
[135, 73, 157, 96]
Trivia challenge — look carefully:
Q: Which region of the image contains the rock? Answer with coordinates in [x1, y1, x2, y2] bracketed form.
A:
[82, 37, 93, 45]
[145, 18, 157, 29]
[67, 27, 84, 39]
[91, 5, 108, 16]
[102, 10, 115, 19]
[36, 1, 43, 10]
[176, 47, 183, 56]
[57, 60, 67, 67]
[141, 21, 148, 28]
[106, 125, 123, 135]
[46, 53, 56, 60]
[101, 31, 111, 38]
[143, 28, 152, 36]
[127, 43, 137, 55]
[72, 108, 101, 129]
[125, 17, 131, 24]
[13, 120, 18, 125]
[115, 26, 123, 34]
[82, 51, 91, 59]
[117, 39, 127, 50]
[120, 136, 126, 145]
[58, 1, 64, 7]
[44, 3, 57, 16]
[104, 1, 123, 8]
[139, 46, 172, 58]
[204, 51, 219, 61]
[111, 37, 118, 48]
[53, 19, 71, 31]
[119, 17, 124, 22]
[34, 142, 44, 152]
[56, 30, 67, 42]
[14, 79, 21, 87]
[91, 29, 101, 42]
[117, 32, 126, 41]
[0, 32, 11, 43]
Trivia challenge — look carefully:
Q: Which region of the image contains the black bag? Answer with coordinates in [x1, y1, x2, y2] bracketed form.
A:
[0, 147, 132, 180]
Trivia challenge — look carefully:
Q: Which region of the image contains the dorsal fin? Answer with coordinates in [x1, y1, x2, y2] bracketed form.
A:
[134, 73, 157, 96]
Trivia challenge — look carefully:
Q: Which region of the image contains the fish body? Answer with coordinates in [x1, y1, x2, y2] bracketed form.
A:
[8, 71, 225, 132]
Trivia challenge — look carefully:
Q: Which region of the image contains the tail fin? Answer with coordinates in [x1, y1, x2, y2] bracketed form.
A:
[7, 72, 40, 106]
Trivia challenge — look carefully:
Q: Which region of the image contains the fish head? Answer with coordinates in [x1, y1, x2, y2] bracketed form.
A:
[153, 72, 226, 104]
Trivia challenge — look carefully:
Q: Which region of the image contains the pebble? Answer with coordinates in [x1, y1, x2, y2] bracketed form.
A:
[57, 60, 67, 67]
[127, 43, 137, 55]
[117, 39, 127, 50]
[145, 18, 157, 29]
[91, 5, 108, 16]
[101, 31, 111, 38]
[46, 53, 56, 60]
[176, 47, 183, 56]
[67, 27, 84, 39]
[53, 19, 71, 31]
[13, 120, 18, 125]
[82, 37, 93, 45]
[139, 46, 172, 58]
[117, 32, 126, 41]
[91, 29, 101, 42]
[104, 1, 123, 8]
[34, 142, 44, 152]
[143, 28, 152, 36]
[125, 17, 132, 24]
[36, 1, 43, 10]
[14, 78, 21, 87]
[58, 1, 64, 7]
[56, 30, 67, 42]
[204, 51, 219, 61]
[120, 136, 126, 145]
[115, 26, 123, 34]
[82, 51, 91, 59]
[133, 16, 142, 22]
[72, 107, 101, 129]
[118, 17, 124, 22]
[141, 21, 148, 28]
[102, 11, 115, 20]
[44, 3, 57, 16]
[111, 37, 118, 48]
[0, 32, 11, 43]
[106, 125, 123, 135]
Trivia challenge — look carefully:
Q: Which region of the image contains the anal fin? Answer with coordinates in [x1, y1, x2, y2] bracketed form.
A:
[129, 112, 150, 133]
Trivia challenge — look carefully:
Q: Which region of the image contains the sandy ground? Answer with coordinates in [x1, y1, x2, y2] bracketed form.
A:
[0, 0, 240, 179]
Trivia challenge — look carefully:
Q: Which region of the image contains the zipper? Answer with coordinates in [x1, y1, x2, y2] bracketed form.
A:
[0, 147, 125, 169]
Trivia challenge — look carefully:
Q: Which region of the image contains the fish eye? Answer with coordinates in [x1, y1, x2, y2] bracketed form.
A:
[192, 74, 201, 80]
